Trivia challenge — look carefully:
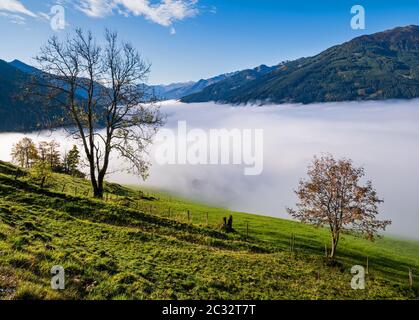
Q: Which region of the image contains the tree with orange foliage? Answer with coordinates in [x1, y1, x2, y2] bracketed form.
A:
[287, 154, 391, 259]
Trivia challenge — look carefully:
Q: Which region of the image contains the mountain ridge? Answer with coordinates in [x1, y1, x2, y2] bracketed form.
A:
[0, 59, 49, 132]
[0, 59, 105, 132]
[181, 25, 419, 104]
[8, 59, 40, 75]
[145, 70, 242, 100]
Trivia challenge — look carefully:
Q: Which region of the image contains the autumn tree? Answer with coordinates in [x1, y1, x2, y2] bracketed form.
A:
[11, 137, 39, 168]
[32, 28, 163, 198]
[287, 154, 391, 259]
[38, 140, 61, 170]
[31, 160, 52, 189]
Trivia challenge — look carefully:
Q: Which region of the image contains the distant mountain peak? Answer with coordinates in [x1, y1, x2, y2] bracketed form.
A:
[8, 59, 39, 74]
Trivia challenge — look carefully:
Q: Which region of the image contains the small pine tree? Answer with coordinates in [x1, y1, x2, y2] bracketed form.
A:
[63, 145, 81, 176]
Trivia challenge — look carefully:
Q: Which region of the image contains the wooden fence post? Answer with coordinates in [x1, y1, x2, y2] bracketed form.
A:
[294, 234, 296, 251]
[409, 268, 413, 288]
[187, 210, 190, 222]
[206, 212, 209, 226]
[366, 257, 369, 275]
[324, 244, 327, 257]
[291, 234, 295, 252]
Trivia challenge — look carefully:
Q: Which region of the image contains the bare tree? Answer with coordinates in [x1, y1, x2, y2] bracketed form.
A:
[287, 154, 391, 259]
[32, 29, 164, 198]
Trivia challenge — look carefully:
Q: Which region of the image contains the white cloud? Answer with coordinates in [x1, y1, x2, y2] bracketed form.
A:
[0, 11, 25, 24]
[37, 11, 51, 21]
[75, 0, 199, 27]
[0, 0, 36, 17]
[76, 0, 114, 17]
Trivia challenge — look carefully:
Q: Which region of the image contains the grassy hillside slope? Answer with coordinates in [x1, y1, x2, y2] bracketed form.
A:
[0, 161, 417, 300]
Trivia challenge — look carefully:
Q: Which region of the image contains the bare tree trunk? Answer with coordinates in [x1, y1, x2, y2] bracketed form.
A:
[330, 233, 339, 259]
[87, 155, 101, 199]
[40, 176, 46, 189]
[95, 172, 106, 199]
[93, 183, 104, 198]
[95, 149, 110, 199]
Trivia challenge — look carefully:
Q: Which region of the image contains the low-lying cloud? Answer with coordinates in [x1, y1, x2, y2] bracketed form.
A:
[145, 99, 419, 240]
[1, 99, 418, 239]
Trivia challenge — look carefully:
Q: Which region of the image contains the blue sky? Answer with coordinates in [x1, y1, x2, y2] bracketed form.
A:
[0, 0, 418, 84]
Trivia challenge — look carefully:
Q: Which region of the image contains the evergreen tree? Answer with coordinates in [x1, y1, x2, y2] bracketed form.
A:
[63, 145, 81, 176]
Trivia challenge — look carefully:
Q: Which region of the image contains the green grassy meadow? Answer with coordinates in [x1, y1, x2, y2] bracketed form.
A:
[0, 160, 417, 300]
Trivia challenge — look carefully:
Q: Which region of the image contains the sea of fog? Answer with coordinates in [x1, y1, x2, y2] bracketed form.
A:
[1, 99, 418, 239]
